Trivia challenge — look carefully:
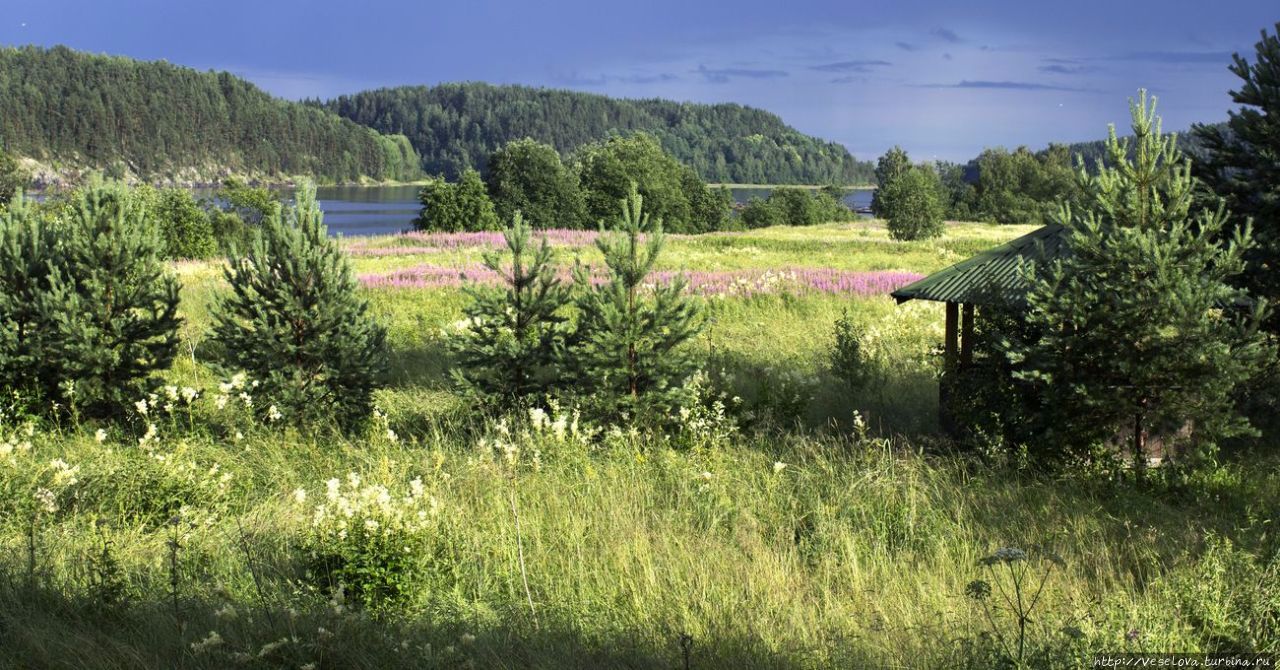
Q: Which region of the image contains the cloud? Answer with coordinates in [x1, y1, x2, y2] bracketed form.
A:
[942, 53, 953, 61]
[829, 75, 868, 84]
[694, 65, 788, 83]
[931, 28, 964, 43]
[923, 80, 1088, 92]
[1109, 50, 1232, 64]
[1038, 64, 1098, 75]
[895, 42, 917, 52]
[1042, 57, 1083, 65]
[554, 72, 678, 87]
[809, 59, 893, 73]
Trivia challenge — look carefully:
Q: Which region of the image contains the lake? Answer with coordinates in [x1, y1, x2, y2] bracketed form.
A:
[313, 185, 874, 237]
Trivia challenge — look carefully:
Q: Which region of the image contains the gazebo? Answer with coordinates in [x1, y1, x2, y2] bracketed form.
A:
[890, 224, 1067, 428]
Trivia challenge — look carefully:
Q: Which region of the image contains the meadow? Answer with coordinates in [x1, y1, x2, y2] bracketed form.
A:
[2, 220, 1277, 669]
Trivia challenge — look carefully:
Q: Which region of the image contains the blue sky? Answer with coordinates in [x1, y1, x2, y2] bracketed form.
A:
[3, 0, 1275, 161]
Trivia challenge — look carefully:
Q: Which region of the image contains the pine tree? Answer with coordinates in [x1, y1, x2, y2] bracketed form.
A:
[0, 183, 182, 417]
[1194, 22, 1280, 327]
[1012, 92, 1272, 463]
[451, 212, 570, 406]
[212, 182, 387, 430]
[0, 195, 59, 407]
[570, 186, 705, 420]
[0, 148, 29, 209]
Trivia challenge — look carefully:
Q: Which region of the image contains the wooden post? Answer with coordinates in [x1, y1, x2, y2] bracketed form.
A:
[941, 302, 959, 433]
[960, 303, 975, 367]
[944, 302, 959, 370]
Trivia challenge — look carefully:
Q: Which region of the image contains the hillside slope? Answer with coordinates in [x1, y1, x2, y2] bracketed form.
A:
[0, 45, 421, 184]
[321, 83, 872, 185]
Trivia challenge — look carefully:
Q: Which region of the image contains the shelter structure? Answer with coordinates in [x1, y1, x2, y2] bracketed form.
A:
[890, 224, 1066, 428]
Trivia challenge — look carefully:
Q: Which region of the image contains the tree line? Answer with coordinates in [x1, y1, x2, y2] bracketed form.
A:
[319, 82, 874, 185]
[0, 46, 421, 184]
[413, 133, 861, 234]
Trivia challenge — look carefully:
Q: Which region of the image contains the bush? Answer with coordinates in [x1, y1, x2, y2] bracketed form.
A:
[299, 473, 446, 611]
[0, 184, 181, 418]
[414, 169, 500, 232]
[153, 188, 217, 259]
[450, 213, 571, 407]
[739, 197, 784, 229]
[211, 183, 388, 431]
[0, 148, 28, 209]
[829, 310, 871, 391]
[882, 167, 945, 240]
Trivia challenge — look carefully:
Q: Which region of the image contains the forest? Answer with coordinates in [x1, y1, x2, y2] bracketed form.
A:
[0, 46, 422, 184]
[319, 83, 874, 184]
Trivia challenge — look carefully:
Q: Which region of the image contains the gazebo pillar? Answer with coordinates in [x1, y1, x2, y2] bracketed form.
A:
[960, 303, 975, 367]
[944, 302, 959, 369]
[941, 302, 959, 433]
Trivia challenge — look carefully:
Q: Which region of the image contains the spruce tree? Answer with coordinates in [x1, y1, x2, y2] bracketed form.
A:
[451, 212, 570, 407]
[570, 186, 705, 420]
[1012, 92, 1272, 462]
[212, 183, 387, 430]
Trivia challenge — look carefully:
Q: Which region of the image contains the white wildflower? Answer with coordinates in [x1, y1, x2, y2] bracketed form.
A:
[773, 461, 787, 473]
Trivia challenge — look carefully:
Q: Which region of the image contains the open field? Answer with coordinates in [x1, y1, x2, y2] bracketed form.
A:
[2, 220, 1277, 669]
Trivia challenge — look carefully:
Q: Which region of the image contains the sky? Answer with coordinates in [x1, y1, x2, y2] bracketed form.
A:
[3, 0, 1276, 162]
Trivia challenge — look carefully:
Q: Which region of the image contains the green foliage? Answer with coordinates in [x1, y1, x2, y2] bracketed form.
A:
[0, 147, 28, 208]
[1011, 92, 1273, 461]
[870, 146, 910, 217]
[576, 134, 730, 234]
[0, 46, 420, 182]
[739, 196, 786, 229]
[152, 188, 216, 259]
[0, 183, 182, 418]
[211, 183, 388, 430]
[828, 310, 871, 391]
[300, 474, 445, 611]
[570, 187, 705, 420]
[882, 167, 945, 241]
[965, 146, 1081, 225]
[413, 170, 500, 232]
[1195, 23, 1280, 326]
[485, 138, 588, 229]
[324, 82, 874, 184]
[217, 177, 282, 227]
[451, 214, 571, 407]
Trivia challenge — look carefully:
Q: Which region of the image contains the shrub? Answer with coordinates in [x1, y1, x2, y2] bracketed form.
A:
[0, 148, 28, 209]
[829, 310, 871, 391]
[211, 183, 388, 431]
[414, 169, 500, 232]
[153, 188, 217, 259]
[451, 213, 571, 408]
[882, 167, 945, 240]
[739, 197, 784, 229]
[0, 184, 182, 418]
[299, 473, 444, 611]
[569, 186, 705, 421]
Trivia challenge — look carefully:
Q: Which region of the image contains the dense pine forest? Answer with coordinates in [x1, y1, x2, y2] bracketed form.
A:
[320, 83, 874, 184]
[0, 46, 422, 184]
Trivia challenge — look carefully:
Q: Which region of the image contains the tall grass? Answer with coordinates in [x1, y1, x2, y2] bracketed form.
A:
[1, 220, 1276, 668]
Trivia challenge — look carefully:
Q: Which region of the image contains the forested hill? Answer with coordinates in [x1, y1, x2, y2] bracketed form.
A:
[320, 83, 873, 185]
[0, 46, 421, 184]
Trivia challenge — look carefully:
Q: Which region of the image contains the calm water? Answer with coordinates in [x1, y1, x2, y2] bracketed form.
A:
[313, 185, 874, 237]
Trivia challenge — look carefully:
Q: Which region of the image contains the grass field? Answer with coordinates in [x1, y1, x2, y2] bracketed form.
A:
[2, 220, 1277, 669]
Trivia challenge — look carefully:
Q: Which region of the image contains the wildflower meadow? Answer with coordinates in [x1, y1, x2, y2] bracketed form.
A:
[1, 217, 1277, 669]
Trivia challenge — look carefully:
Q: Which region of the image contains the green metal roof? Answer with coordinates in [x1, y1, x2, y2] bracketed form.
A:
[891, 224, 1066, 305]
